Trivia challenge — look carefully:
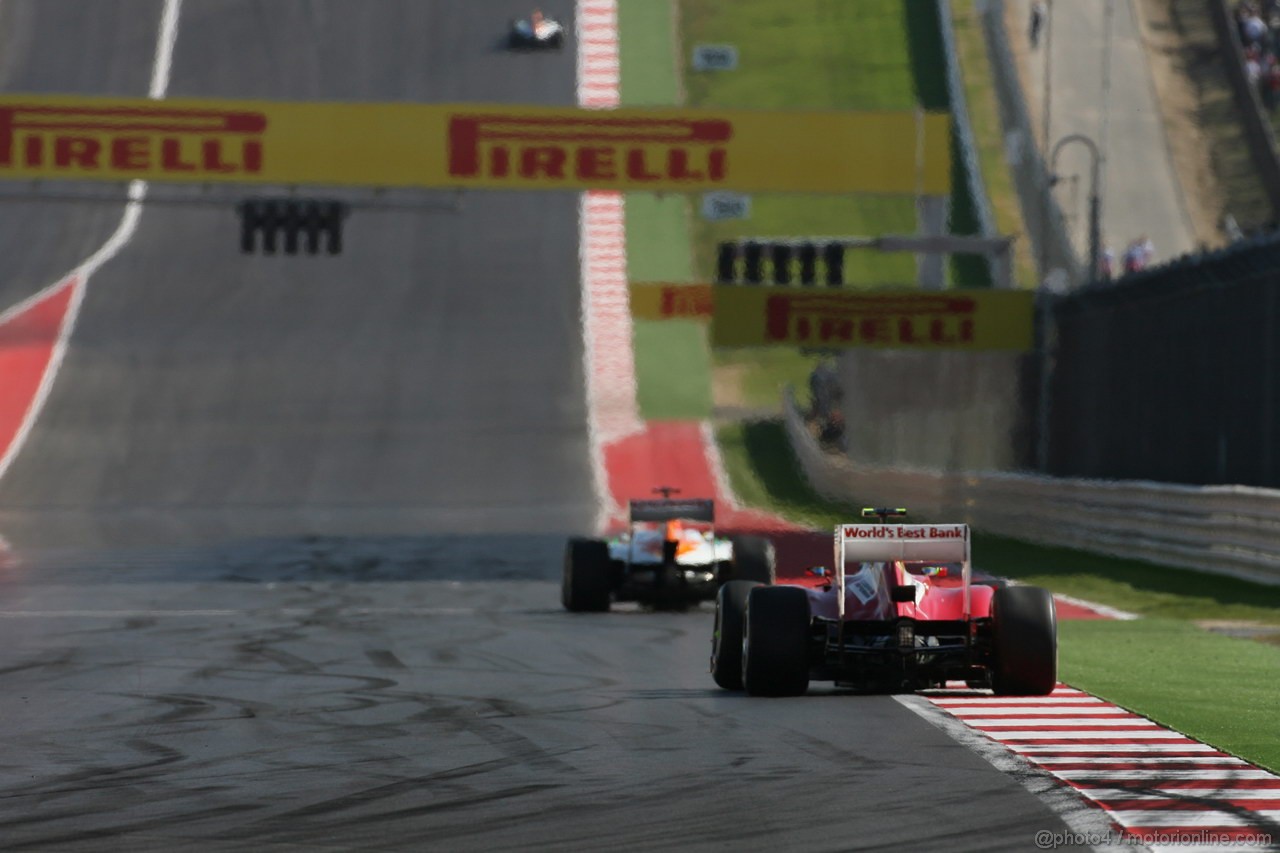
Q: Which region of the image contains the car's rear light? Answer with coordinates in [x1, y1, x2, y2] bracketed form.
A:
[897, 622, 915, 648]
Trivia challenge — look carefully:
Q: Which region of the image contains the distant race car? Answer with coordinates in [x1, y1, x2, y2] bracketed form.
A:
[710, 508, 1057, 696]
[563, 489, 776, 611]
[508, 9, 565, 49]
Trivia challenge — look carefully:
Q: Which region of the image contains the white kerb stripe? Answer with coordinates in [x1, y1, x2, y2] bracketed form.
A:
[966, 718, 1157, 727]
[1110, 810, 1280, 826]
[1013, 744, 1219, 753]
[1052, 769, 1280, 780]
[931, 697, 1099, 706]
[988, 727, 1187, 732]
[1146, 846, 1279, 853]
[1079, 787, 1280, 801]
[946, 706, 1128, 716]
[926, 696, 1095, 701]
[1034, 757, 1251, 765]
[992, 731, 1190, 740]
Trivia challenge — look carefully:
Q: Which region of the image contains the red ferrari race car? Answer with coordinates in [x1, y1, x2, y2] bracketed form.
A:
[711, 509, 1057, 696]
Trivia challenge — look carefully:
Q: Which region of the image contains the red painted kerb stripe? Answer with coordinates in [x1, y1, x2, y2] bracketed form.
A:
[0, 277, 77, 461]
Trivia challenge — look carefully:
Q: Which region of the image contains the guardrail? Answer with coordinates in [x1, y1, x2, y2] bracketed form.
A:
[784, 388, 1280, 585]
[978, 0, 1082, 284]
[939, 0, 996, 239]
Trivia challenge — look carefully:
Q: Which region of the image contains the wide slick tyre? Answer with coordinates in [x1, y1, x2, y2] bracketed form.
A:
[742, 586, 810, 697]
[990, 585, 1057, 695]
[728, 535, 776, 585]
[562, 538, 612, 612]
[711, 580, 761, 690]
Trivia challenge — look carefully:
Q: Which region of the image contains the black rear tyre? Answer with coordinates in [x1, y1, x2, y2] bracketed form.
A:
[563, 538, 612, 612]
[728, 535, 776, 584]
[711, 580, 761, 689]
[991, 586, 1057, 695]
[742, 586, 810, 696]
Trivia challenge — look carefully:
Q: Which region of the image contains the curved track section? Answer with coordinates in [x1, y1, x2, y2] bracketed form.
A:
[0, 2, 160, 310]
[0, 2, 1098, 849]
[0, 0, 595, 548]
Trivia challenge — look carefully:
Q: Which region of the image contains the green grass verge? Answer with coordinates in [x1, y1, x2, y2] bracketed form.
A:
[618, 0, 679, 106]
[681, 0, 919, 286]
[902, 0, 990, 288]
[975, 534, 1280, 624]
[1062, 619, 1280, 772]
[632, 320, 712, 419]
[716, 349, 821, 413]
[619, 0, 711, 420]
[623, 194, 692, 283]
[681, 1, 916, 109]
[716, 419, 855, 529]
[951, 3, 1037, 286]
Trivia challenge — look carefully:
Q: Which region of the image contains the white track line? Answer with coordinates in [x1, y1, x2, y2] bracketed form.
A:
[702, 419, 744, 511]
[1082, 788, 1280, 800]
[1051, 590, 1141, 621]
[0, 0, 183, 484]
[947, 706, 1129, 715]
[1002, 579, 1140, 621]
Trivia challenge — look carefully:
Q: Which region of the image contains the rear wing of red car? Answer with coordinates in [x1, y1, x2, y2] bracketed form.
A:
[835, 523, 972, 618]
[629, 499, 715, 523]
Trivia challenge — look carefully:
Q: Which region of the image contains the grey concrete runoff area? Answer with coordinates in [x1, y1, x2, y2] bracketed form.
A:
[0, 3, 1088, 849]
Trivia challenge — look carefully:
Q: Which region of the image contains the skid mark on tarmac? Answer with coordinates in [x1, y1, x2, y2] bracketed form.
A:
[918, 685, 1280, 851]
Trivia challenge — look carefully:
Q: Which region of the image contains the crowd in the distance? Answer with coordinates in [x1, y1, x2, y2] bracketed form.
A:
[1099, 235, 1156, 280]
[1236, 2, 1280, 108]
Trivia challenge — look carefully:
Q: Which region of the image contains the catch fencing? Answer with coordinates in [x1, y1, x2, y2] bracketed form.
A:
[1046, 234, 1280, 488]
[977, 0, 1081, 284]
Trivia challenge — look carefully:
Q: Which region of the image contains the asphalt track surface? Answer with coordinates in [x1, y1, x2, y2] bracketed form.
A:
[0, 3, 1091, 850]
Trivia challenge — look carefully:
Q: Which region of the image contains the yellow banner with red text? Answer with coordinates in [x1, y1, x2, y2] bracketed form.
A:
[628, 283, 714, 322]
[0, 95, 950, 194]
[711, 287, 1034, 351]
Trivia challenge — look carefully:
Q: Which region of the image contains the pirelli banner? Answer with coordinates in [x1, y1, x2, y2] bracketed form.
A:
[628, 283, 713, 322]
[0, 95, 950, 194]
[711, 287, 1035, 351]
